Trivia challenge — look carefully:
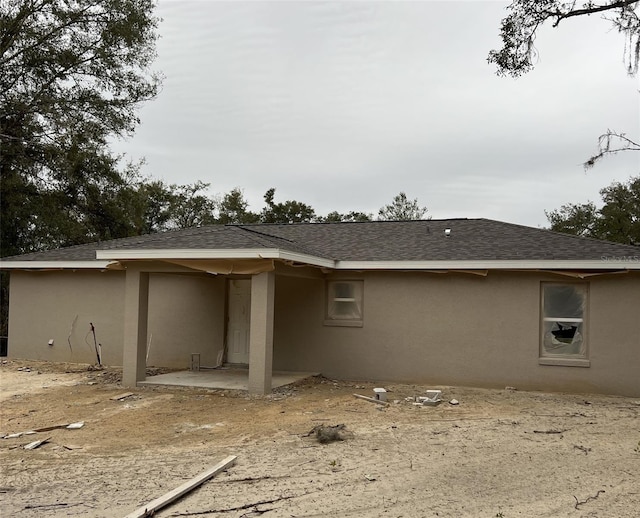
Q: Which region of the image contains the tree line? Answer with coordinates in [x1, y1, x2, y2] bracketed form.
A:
[1, 173, 429, 258]
[546, 175, 640, 246]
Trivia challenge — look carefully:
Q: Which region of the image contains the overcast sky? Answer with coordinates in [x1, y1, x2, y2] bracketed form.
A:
[112, 0, 639, 228]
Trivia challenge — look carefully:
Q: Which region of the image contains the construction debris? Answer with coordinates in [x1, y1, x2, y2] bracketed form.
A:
[110, 392, 135, 401]
[449, 399, 459, 405]
[123, 455, 237, 518]
[24, 437, 51, 450]
[373, 388, 387, 401]
[406, 390, 443, 407]
[353, 393, 389, 406]
[2, 432, 34, 439]
[2, 422, 84, 439]
[305, 424, 352, 444]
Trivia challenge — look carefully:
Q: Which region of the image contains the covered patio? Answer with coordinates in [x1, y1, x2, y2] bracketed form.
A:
[121, 264, 282, 394]
[138, 367, 319, 391]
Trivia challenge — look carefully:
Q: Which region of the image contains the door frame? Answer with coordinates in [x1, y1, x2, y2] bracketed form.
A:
[225, 278, 251, 365]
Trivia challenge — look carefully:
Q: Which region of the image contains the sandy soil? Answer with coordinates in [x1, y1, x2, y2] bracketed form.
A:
[0, 359, 638, 518]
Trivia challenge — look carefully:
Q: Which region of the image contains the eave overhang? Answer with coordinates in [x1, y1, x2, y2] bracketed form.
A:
[334, 260, 640, 270]
[2, 255, 638, 272]
[94, 248, 336, 269]
[0, 261, 113, 270]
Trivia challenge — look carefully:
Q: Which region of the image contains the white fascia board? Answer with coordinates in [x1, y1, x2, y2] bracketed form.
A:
[334, 260, 640, 270]
[96, 248, 276, 260]
[95, 248, 336, 268]
[0, 261, 112, 270]
[278, 251, 335, 268]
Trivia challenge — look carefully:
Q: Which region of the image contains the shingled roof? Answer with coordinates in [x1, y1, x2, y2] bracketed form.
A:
[2, 218, 639, 266]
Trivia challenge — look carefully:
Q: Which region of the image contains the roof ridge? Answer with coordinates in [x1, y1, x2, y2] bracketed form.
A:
[236, 225, 328, 257]
[234, 226, 296, 244]
[237, 218, 472, 227]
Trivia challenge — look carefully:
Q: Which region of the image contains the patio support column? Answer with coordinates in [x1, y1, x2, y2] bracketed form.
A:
[248, 270, 275, 394]
[122, 268, 149, 387]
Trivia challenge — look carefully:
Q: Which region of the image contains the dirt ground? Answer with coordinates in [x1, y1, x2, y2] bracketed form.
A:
[0, 359, 638, 518]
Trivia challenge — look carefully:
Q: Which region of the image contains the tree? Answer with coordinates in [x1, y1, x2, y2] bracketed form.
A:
[321, 211, 373, 223]
[0, 0, 162, 340]
[377, 192, 429, 221]
[131, 178, 175, 235]
[488, 1, 640, 78]
[598, 176, 640, 243]
[545, 201, 600, 237]
[488, 1, 640, 167]
[1, 0, 162, 257]
[216, 188, 260, 224]
[260, 188, 316, 224]
[546, 176, 640, 244]
[167, 181, 217, 229]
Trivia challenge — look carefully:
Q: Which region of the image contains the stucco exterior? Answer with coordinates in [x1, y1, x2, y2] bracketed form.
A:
[7, 267, 639, 396]
[8, 270, 227, 369]
[273, 270, 640, 396]
[8, 270, 126, 365]
[147, 272, 226, 368]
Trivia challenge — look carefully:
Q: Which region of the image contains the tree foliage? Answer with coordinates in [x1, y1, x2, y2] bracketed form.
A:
[260, 188, 316, 224]
[377, 192, 429, 221]
[546, 176, 640, 244]
[216, 188, 260, 225]
[321, 211, 373, 223]
[545, 201, 600, 237]
[167, 181, 217, 229]
[488, 0, 640, 77]
[489, 1, 640, 169]
[0, 0, 162, 257]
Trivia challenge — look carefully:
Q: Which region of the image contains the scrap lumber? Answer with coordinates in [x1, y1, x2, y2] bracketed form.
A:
[3, 422, 84, 438]
[110, 392, 134, 401]
[353, 393, 389, 406]
[123, 455, 237, 518]
[24, 437, 51, 450]
[33, 423, 72, 432]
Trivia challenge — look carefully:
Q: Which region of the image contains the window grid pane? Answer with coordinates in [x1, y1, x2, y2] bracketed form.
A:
[327, 281, 363, 321]
[541, 284, 587, 359]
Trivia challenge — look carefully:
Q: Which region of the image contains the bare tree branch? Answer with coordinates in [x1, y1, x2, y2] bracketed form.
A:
[584, 130, 640, 169]
[547, 0, 639, 27]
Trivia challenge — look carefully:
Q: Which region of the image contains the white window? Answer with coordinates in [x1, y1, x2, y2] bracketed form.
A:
[324, 280, 363, 327]
[540, 283, 589, 367]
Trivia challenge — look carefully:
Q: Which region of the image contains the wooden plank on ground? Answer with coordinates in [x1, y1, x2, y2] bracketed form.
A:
[110, 392, 134, 401]
[123, 455, 237, 518]
[353, 393, 389, 406]
[33, 424, 71, 432]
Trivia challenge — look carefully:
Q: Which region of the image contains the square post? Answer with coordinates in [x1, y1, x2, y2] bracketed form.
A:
[248, 271, 275, 394]
[122, 268, 149, 387]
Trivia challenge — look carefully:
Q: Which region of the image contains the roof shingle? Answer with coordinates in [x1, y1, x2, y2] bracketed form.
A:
[2, 218, 638, 264]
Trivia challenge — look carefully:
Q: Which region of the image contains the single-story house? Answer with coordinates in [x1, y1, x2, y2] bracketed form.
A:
[1, 219, 639, 396]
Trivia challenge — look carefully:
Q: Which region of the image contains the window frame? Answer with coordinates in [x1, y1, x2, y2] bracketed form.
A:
[539, 282, 590, 367]
[324, 279, 364, 327]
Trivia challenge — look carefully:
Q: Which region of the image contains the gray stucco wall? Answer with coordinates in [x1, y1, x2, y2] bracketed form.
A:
[7, 268, 639, 396]
[273, 271, 640, 397]
[8, 270, 227, 369]
[147, 273, 226, 369]
[8, 270, 127, 365]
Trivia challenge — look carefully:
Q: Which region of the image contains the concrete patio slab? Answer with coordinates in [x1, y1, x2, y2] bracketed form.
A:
[138, 368, 318, 391]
